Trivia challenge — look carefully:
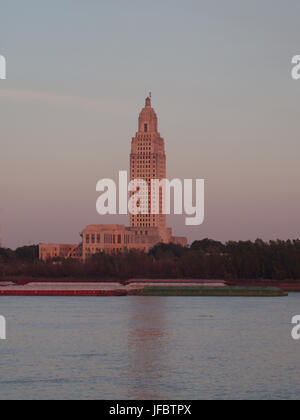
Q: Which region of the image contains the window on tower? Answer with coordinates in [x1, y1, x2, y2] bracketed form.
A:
[144, 124, 148, 133]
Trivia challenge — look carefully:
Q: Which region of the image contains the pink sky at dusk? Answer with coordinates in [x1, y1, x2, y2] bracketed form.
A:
[0, 0, 299, 248]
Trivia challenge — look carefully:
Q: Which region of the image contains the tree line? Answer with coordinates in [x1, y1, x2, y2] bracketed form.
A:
[0, 239, 300, 281]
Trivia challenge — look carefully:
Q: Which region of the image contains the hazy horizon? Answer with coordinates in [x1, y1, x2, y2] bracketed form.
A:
[1, 0, 300, 249]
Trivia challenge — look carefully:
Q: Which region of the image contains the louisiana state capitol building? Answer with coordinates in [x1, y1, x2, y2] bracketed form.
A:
[39, 97, 187, 261]
[130, 96, 166, 230]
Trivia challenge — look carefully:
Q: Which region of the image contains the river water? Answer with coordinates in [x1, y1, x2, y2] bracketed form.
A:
[0, 294, 299, 400]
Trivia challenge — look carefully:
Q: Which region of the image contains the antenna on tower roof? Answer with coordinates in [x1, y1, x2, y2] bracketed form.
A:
[149, 91, 152, 99]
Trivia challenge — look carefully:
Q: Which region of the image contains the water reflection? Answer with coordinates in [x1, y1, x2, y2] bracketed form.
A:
[126, 297, 169, 399]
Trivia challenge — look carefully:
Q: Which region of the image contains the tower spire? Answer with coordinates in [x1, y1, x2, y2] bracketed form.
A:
[140, 95, 158, 132]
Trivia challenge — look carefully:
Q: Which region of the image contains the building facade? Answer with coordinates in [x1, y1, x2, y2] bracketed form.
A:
[39, 97, 187, 262]
[130, 96, 166, 231]
[81, 225, 163, 259]
[39, 244, 82, 261]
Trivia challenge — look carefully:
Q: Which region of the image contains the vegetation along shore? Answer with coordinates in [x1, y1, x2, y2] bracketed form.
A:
[0, 240, 299, 289]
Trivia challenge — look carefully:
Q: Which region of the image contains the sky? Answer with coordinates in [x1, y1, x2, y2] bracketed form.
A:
[0, 0, 300, 249]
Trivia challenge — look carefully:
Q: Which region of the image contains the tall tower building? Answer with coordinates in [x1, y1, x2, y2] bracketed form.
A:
[130, 96, 166, 229]
[40, 96, 187, 261]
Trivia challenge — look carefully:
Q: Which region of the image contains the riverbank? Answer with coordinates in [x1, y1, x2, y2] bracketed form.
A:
[0, 281, 288, 297]
[228, 280, 300, 292]
[131, 286, 288, 297]
[1, 276, 299, 291]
